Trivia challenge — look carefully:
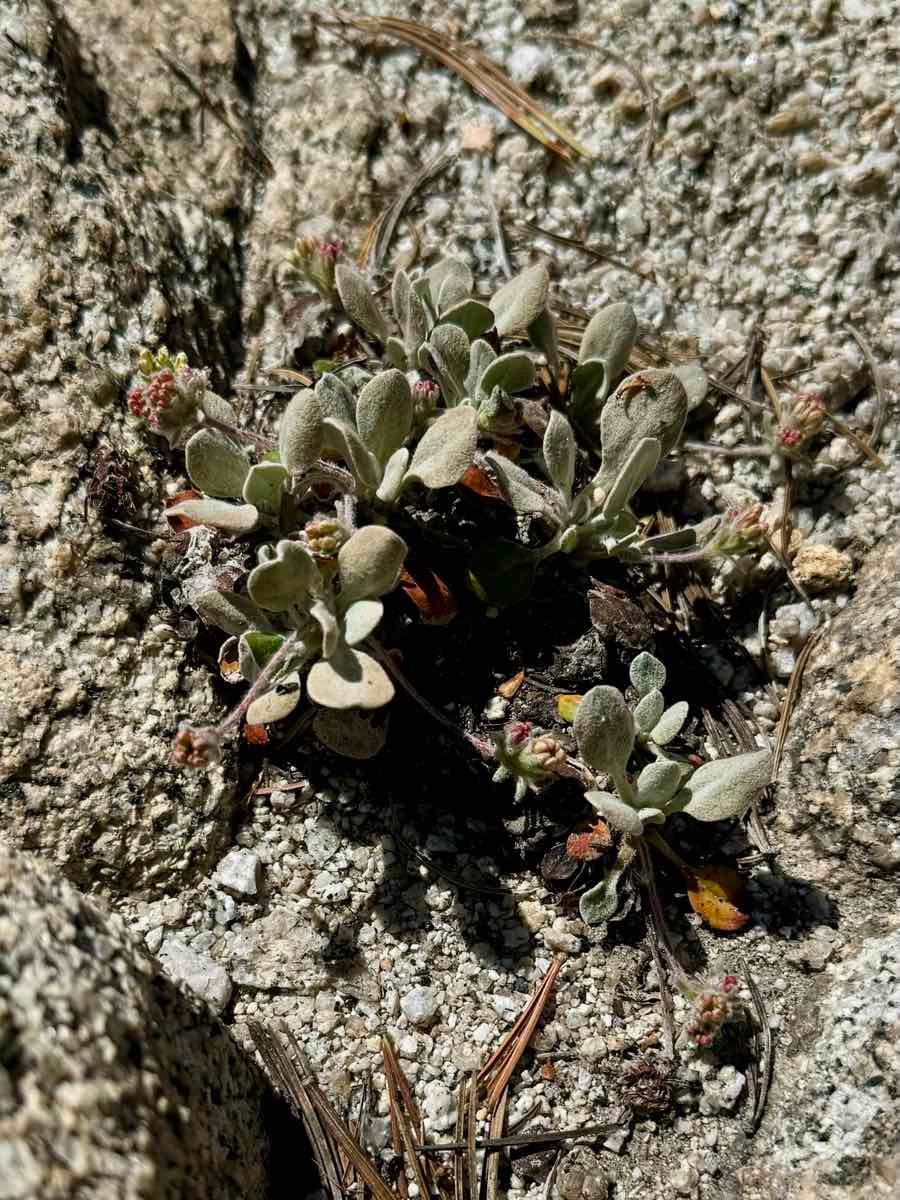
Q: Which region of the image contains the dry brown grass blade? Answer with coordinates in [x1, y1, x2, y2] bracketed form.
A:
[742, 959, 774, 1134]
[478, 960, 561, 1111]
[247, 1022, 344, 1200]
[357, 214, 384, 270]
[467, 1069, 480, 1200]
[421, 1117, 627, 1154]
[484, 1088, 508, 1200]
[307, 1085, 397, 1200]
[771, 628, 822, 781]
[325, 11, 592, 163]
[519, 221, 655, 282]
[382, 1036, 434, 1200]
[454, 1075, 467, 1200]
[370, 149, 455, 270]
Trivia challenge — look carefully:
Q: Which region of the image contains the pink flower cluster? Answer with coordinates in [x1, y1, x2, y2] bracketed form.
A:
[686, 974, 744, 1047]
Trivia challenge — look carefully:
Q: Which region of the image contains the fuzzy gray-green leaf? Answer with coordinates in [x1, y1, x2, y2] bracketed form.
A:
[356, 369, 413, 465]
[429, 258, 473, 312]
[405, 405, 477, 489]
[307, 646, 394, 710]
[570, 358, 609, 427]
[586, 790, 643, 835]
[490, 263, 549, 335]
[597, 369, 688, 489]
[247, 539, 318, 612]
[246, 672, 302, 725]
[193, 589, 272, 636]
[419, 323, 470, 404]
[185, 429, 249, 498]
[651, 701, 689, 746]
[242, 461, 288, 516]
[315, 373, 356, 425]
[439, 299, 495, 340]
[466, 339, 497, 397]
[578, 302, 637, 379]
[678, 748, 772, 822]
[322, 417, 381, 494]
[542, 410, 576, 500]
[337, 525, 407, 608]
[573, 685, 635, 777]
[630, 652, 667, 696]
[633, 687, 665, 734]
[635, 759, 685, 808]
[485, 450, 560, 520]
[335, 262, 389, 342]
[480, 351, 535, 397]
[601, 437, 660, 519]
[279, 389, 324, 474]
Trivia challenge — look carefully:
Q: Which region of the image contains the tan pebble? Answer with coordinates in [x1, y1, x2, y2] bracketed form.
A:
[792, 543, 853, 592]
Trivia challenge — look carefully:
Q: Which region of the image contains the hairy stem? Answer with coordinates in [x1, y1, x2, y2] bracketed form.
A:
[216, 632, 303, 734]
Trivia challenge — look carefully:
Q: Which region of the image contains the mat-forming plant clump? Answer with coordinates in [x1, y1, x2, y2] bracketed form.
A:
[127, 249, 772, 937]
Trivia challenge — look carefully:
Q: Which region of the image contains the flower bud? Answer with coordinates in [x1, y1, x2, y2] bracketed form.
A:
[171, 723, 222, 769]
[712, 503, 769, 557]
[774, 391, 826, 456]
[303, 516, 351, 558]
[286, 236, 344, 303]
[685, 975, 746, 1047]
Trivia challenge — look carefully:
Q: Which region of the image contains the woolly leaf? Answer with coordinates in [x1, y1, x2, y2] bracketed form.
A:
[579, 843, 635, 926]
[597, 369, 688, 489]
[405, 405, 478, 489]
[313, 707, 388, 760]
[242, 461, 288, 516]
[184, 429, 249, 499]
[573, 685, 635, 777]
[601, 437, 661, 519]
[466, 339, 497, 397]
[247, 539, 319, 612]
[678, 748, 772, 822]
[375, 447, 410, 503]
[279, 389, 324, 474]
[527, 307, 559, 373]
[485, 450, 560, 520]
[440, 300, 494, 340]
[322, 417, 381, 494]
[246, 672, 302, 725]
[635, 758, 686, 808]
[480, 351, 535, 397]
[419, 323, 470, 404]
[651, 701, 689, 746]
[673, 361, 709, 410]
[429, 257, 473, 311]
[578, 302, 637, 378]
[338, 525, 407, 608]
[343, 598, 384, 646]
[356, 369, 413, 465]
[570, 358, 609, 428]
[490, 263, 549, 335]
[165, 498, 259, 535]
[315, 373, 356, 425]
[543, 409, 576, 499]
[335, 262, 389, 342]
[309, 598, 340, 658]
[585, 790, 643, 835]
[194, 590, 271, 636]
[633, 688, 665, 735]
[307, 646, 394, 710]
[630, 652, 667, 696]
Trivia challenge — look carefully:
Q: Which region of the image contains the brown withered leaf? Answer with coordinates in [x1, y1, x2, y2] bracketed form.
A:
[588, 582, 654, 651]
[684, 864, 750, 931]
[399, 562, 459, 625]
[498, 669, 525, 699]
[566, 818, 612, 862]
[244, 723, 269, 746]
[459, 462, 505, 500]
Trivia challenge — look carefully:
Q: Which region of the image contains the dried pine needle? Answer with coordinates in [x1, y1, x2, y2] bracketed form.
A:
[324, 11, 593, 163]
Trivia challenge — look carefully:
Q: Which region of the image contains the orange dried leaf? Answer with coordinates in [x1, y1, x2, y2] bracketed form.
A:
[399, 564, 459, 625]
[498, 668, 525, 699]
[684, 865, 750, 932]
[556, 694, 583, 723]
[566, 817, 611, 862]
[540, 1061, 556, 1081]
[459, 463, 504, 500]
[244, 723, 269, 746]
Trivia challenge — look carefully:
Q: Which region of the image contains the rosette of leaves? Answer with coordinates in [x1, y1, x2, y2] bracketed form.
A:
[471, 369, 695, 605]
[293, 369, 479, 503]
[418, 324, 537, 428]
[385, 258, 495, 369]
[212, 526, 408, 724]
[570, 652, 772, 925]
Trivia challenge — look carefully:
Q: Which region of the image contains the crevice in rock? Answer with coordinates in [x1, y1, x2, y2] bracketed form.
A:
[44, 0, 115, 163]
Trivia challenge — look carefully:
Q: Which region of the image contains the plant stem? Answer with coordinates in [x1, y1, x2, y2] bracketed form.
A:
[216, 632, 303, 734]
[201, 412, 277, 453]
[368, 638, 495, 759]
